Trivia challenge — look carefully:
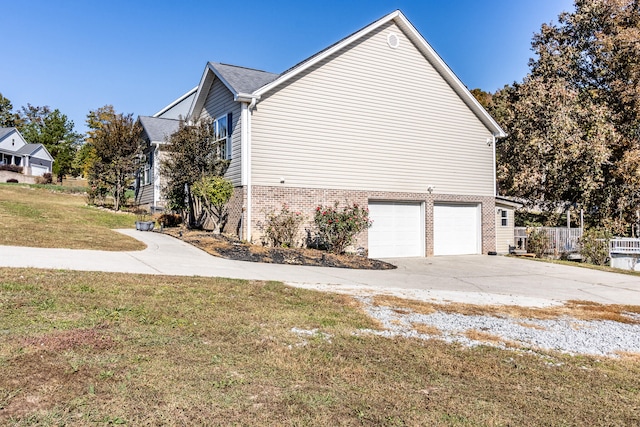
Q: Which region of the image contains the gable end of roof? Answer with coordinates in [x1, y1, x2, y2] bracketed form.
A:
[139, 116, 181, 143]
[0, 127, 18, 142]
[251, 10, 505, 137]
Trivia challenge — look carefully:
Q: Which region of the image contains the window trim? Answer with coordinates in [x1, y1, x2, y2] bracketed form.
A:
[214, 113, 232, 160]
[500, 209, 508, 227]
[140, 151, 153, 186]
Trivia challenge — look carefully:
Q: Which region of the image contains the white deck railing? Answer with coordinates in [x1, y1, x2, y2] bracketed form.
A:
[609, 238, 640, 254]
[514, 227, 583, 254]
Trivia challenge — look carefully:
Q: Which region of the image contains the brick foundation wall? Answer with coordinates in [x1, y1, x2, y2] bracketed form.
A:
[250, 186, 369, 248]
[222, 186, 246, 238]
[250, 185, 496, 256]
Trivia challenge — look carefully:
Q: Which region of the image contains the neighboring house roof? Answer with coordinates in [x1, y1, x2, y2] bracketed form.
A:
[154, 87, 198, 118]
[208, 63, 279, 95]
[15, 144, 44, 156]
[187, 10, 506, 137]
[0, 127, 53, 161]
[139, 116, 181, 143]
[0, 127, 16, 141]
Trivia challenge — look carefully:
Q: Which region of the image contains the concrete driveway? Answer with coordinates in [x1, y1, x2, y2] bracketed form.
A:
[1, 229, 640, 307]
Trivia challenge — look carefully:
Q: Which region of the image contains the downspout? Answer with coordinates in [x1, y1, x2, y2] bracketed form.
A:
[492, 134, 498, 254]
[241, 97, 258, 242]
[152, 142, 161, 209]
[492, 134, 497, 197]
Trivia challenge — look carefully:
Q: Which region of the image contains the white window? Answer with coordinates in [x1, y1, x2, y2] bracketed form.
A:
[500, 209, 508, 227]
[141, 152, 153, 186]
[214, 114, 231, 160]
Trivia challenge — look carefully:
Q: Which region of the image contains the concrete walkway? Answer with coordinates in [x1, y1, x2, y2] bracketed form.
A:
[1, 229, 640, 307]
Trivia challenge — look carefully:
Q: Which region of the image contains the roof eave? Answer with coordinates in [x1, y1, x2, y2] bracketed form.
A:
[496, 196, 524, 208]
[235, 93, 259, 103]
[189, 63, 244, 121]
[154, 86, 198, 118]
[253, 10, 401, 98]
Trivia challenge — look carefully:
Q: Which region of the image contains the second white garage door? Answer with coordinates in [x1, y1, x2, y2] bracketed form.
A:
[433, 203, 481, 255]
[368, 202, 424, 258]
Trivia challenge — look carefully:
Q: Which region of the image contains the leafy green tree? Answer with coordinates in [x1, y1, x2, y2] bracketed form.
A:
[73, 142, 96, 179]
[161, 119, 230, 229]
[0, 93, 21, 128]
[77, 105, 117, 180]
[491, 78, 615, 218]
[481, 0, 640, 232]
[469, 88, 493, 111]
[18, 105, 83, 181]
[191, 176, 234, 233]
[86, 107, 142, 211]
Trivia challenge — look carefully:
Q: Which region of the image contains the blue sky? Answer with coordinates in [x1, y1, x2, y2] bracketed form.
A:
[2, 0, 574, 135]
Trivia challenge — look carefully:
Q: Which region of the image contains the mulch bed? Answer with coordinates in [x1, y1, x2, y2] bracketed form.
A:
[161, 228, 396, 270]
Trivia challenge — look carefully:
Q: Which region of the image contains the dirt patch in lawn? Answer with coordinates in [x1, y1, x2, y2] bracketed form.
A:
[162, 228, 396, 270]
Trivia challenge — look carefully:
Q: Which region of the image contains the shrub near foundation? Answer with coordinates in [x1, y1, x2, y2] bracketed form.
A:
[264, 204, 304, 247]
[314, 202, 372, 254]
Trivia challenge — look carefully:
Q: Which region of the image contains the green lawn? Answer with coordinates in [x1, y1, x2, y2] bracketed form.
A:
[1, 268, 639, 426]
[0, 184, 639, 425]
[0, 183, 144, 251]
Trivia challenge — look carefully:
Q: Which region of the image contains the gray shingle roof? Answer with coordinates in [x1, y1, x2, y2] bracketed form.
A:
[0, 127, 17, 141]
[139, 116, 181, 143]
[14, 144, 42, 156]
[209, 63, 279, 94]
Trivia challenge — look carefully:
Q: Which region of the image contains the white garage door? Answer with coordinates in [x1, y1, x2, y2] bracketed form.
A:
[368, 202, 423, 258]
[433, 203, 481, 255]
[30, 165, 48, 176]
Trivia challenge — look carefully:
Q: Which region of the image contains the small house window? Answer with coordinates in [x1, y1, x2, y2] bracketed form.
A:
[214, 114, 232, 160]
[141, 152, 153, 186]
[500, 209, 508, 227]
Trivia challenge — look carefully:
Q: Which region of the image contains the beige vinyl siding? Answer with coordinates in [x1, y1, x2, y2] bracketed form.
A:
[199, 79, 242, 186]
[495, 206, 515, 254]
[251, 22, 495, 196]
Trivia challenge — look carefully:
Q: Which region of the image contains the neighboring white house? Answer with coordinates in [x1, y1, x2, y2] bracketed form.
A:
[0, 127, 53, 176]
[141, 10, 507, 257]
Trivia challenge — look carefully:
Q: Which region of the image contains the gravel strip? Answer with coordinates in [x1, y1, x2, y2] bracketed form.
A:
[357, 296, 640, 357]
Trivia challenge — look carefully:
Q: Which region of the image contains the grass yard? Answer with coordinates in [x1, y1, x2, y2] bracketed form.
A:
[0, 184, 143, 251]
[1, 183, 639, 425]
[1, 268, 639, 426]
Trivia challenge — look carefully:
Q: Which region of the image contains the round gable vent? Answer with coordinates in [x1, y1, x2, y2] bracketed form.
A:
[387, 32, 400, 49]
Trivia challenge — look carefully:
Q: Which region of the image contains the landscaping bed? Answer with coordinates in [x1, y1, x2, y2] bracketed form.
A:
[162, 228, 396, 270]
